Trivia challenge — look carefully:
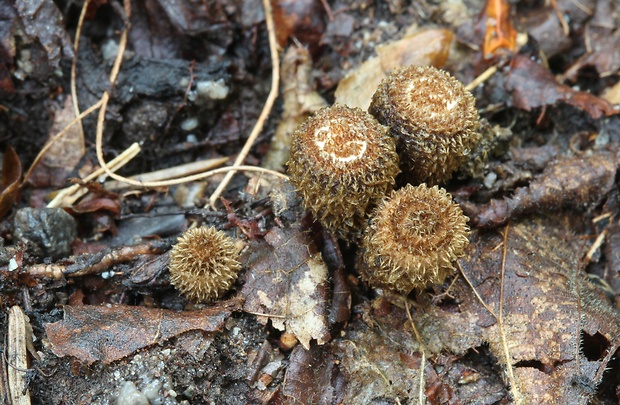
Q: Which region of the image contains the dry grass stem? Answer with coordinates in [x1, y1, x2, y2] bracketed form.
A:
[47, 142, 142, 208]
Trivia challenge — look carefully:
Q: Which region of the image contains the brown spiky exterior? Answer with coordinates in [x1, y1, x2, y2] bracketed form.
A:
[360, 184, 470, 293]
[168, 227, 242, 303]
[369, 65, 480, 185]
[287, 104, 400, 241]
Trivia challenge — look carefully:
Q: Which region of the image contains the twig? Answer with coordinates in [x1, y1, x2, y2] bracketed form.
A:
[457, 233, 523, 405]
[47, 142, 142, 207]
[498, 224, 521, 403]
[465, 64, 498, 92]
[104, 156, 229, 190]
[208, 0, 281, 207]
[404, 297, 427, 405]
[70, 0, 90, 146]
[27, 239, 171, 279]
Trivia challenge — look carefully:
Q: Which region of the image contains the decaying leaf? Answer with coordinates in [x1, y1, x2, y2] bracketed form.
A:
[458, 217, 620, 403]
[12, 0, 73, 79]
[44, 298, 242, 365]
[465, 151, 617, 228]
[507, 54, 620, 119]
[411, 216, 620, 403]
[7, 306, 34, 405]
[271, 0, 326, 52]
[564, 30, 620, 81]
[241, 226, 331, 349]
[477, 0, 518, 58]
[334, 28, 453, 110]
[335, 305, 424, 403]
[27, 96, 86, 187]
[0, 145, 22, 218]
[283, 344, 344, 403]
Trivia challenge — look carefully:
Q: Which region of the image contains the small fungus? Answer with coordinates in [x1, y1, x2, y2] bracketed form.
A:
[360, 184, 470, 293]
[369, 65, 481, 185]
[287, 104, 400, 241]
[168, 226, 242, 303]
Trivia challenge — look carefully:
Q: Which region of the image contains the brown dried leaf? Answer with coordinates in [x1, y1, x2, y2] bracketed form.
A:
[477, 0, 518, 58]
[14, 0, 73, 78]
[564, 30, 620, 81]
[507, 54, 620, 119]
[0, 1, 16, 95]
[28, 96, 86, 188]
[241, 226, 330, 349]
[455, 217, 620, 403]
[334, 306, 424, 403]
[283, 344, 344, 404]
[71, 197, 121, 216]
[0, 145, 22, 218]
[467, 151, 617, 228]
[272, 0, 326, 52]
[335, 28, 454, 110]
[44, 298, 242, 365]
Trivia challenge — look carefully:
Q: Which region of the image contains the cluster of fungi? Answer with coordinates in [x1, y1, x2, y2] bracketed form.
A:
[167, 65, 480, 303]
[288, 65, 478, 294]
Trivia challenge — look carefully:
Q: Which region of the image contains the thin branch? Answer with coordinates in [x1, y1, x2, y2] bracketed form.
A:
[70, 0, 90, 145]
[404, 297, 427, 405]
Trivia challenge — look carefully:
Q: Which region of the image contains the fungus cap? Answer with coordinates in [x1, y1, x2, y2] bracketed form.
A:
[360, 183, 470, 293]
[168, 226, 242, 302]
[287, 104, 399, 241]
[369, 65, 480, 185]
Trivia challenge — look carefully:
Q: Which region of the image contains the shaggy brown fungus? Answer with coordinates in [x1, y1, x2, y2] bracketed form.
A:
[369, 65, 480, 185]
[168, 226, 242, 303]
[360, 184, 470, 293]
[287, 104, 399, 241]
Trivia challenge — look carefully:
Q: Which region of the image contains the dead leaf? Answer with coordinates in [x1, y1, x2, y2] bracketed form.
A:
[44, 298, 242, 365]
[28, 96, 85, 188]
[283, 344, 344, 404]
[458, 217, 620, 403]
[241, 226, 331, 349]
[334, 305, 424, 403]
[335, 28, 454, 110]
[0, 145, 22, 218]
[418, 216, 620, 404]
[272, 0, 326, 52]
[564, 30, 620, 81]
[464, 151, 617, 228]
[476, 0, 518, 58]
[13, 0, 73, 79]
[0, 1, 16, 95]
[602, 80, 620, 105]
[506, 54, 620, 119]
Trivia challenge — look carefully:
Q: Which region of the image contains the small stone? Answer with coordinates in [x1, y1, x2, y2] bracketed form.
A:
[13, 207, 77, 260]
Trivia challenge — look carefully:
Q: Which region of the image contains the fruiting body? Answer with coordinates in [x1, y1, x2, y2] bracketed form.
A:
[360, 184, 470, 293]
[369, 65, 480, 185]
[287, 104, 400, 241]
[168, 226, 242, 303]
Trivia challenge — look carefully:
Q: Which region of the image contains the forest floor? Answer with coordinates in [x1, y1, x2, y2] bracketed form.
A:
[1, 0, 620, 404]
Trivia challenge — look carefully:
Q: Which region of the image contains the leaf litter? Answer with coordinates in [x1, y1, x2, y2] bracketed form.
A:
[2, 0, 620, 403]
